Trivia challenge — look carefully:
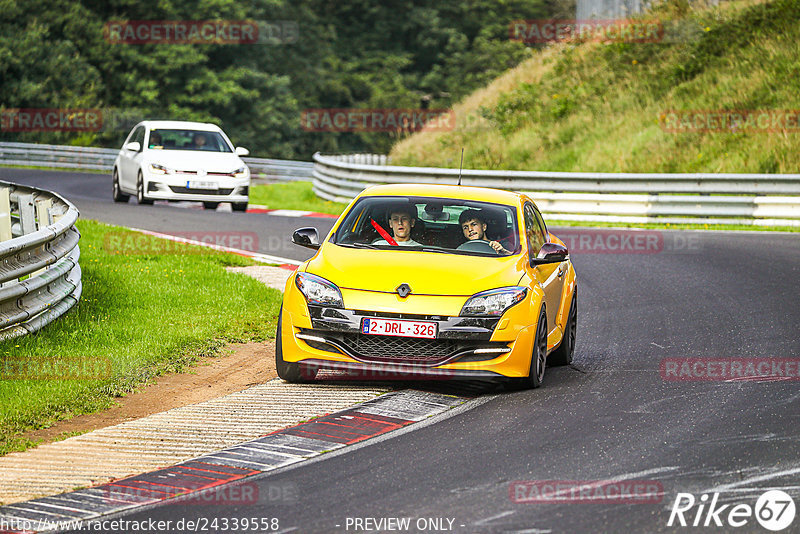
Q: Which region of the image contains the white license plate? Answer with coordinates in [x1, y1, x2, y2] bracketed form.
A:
[187, 180, 218, 189]
[361, 318, 437, 339]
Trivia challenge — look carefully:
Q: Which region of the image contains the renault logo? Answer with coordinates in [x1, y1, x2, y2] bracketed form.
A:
[396, 283, 411, 298]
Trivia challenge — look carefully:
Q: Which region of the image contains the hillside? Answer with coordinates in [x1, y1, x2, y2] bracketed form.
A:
[390, 0, 800, 174]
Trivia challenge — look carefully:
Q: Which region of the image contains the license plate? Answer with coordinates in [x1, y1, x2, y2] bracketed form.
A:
[361, 318, 437, 339]
[187, 180, 218, 189]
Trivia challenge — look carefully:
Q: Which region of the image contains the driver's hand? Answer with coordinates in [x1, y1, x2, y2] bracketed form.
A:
[489, 240, 506, 253]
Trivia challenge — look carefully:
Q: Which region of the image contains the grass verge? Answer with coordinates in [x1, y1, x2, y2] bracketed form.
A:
[0, 219, 282, 455]
[249, 181, 348, 215]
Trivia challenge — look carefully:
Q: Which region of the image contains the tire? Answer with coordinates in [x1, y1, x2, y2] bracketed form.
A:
[203, 202, 220, 210]
[275, 311, 317, 382]
[505, 307, 547, 390]
[112, 169, 130, 203]
[232, 202, 248, 212]
[137, 172, 153, 205]
[549, 287, 577, 367]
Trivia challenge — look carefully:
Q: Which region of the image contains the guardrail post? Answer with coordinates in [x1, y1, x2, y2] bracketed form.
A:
[19, 194, 36, 235]
[35, 198, 53, 229]
[0, 188, 10, 242]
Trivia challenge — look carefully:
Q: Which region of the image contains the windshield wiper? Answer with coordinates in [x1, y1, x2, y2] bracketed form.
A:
[419, 247, 453, 254]
[338, 242, 379, 249]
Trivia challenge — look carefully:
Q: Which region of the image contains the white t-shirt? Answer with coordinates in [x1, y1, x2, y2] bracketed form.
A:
[373, 238, 421, 246]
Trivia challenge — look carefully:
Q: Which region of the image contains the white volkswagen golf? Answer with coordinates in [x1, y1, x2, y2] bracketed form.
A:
[112, 120, 251, 211]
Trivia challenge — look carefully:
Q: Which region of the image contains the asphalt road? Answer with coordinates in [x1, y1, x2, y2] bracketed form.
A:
[0, 168, 333, 263]
[6, 169, 799, 533]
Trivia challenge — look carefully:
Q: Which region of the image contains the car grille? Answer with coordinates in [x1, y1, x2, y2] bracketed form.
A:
[348, 334, 456, 363]
[168, 186, 234, 195]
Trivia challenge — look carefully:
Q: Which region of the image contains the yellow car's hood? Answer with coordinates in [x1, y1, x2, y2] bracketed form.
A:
[305, 243, 524, 296]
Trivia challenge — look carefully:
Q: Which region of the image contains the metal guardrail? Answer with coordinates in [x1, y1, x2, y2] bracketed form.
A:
[312, 153, 800, 226]
[0, 181, 81, 339]
[0, 142, 313, 183]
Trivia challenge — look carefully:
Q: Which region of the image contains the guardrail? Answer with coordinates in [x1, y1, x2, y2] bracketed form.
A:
[312, 153, 800, 226]
[0, 142, 313, 183]
[0, 181, 81, 339]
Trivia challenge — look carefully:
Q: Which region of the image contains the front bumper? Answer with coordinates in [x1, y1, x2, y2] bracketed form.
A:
[281, 303, 538, 379]
[144, 173, 250, 202]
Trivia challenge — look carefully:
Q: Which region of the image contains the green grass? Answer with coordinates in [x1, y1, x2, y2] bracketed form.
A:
[0, 219, 282, 455]
[0, 163, 107, 174]
[249, 182, 348, 215]
[391, 0, 800, 174]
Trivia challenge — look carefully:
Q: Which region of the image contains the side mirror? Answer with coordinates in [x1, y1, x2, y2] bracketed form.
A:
[292, 227, 320, 250]
[530, 242, 568, 266]
[235, 146, 250, 156]
[124, 141, 141, 152]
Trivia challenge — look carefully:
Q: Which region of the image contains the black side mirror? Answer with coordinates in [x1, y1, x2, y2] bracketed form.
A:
[292, 227, 320, 250]
[531, 242, 568, 266]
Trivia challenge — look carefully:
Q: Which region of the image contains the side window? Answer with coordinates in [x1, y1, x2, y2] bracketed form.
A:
[524, 203, 546, 257]
[533, 206, 548, 242]
[132, 127, 145, 152]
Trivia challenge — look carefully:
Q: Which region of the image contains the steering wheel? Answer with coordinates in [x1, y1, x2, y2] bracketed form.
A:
[456, 240, 497, 254]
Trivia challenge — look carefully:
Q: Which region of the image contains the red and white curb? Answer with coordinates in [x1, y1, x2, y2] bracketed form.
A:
[0, 390, 468, 533]
[246, 205, 337, 218]
[157, 201, 337, 219]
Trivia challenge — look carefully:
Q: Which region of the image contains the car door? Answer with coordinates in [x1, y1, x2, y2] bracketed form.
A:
[119, 125, 145, 191]
[523, 202, 565, 341]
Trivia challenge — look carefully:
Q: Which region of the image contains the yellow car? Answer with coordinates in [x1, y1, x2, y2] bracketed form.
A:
[276, 184, 577, 389]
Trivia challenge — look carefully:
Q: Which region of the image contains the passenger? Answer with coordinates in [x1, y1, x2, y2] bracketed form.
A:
[459, 209, 510, 254]
[373, 205, 421, 246]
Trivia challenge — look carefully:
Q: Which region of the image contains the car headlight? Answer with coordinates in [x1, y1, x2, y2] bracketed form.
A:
[149, 163, 171, 175]
[460, 287, 527, 317]
[295, 272, 344, 308]
[233, 166, 248, 178]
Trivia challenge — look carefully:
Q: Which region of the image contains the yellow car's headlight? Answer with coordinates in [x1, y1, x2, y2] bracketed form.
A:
[295, 272, 344, 308]
[461, 287, 527, 317]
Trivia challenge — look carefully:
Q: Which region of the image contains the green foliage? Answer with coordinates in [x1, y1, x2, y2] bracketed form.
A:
[0, 0, 549, 158]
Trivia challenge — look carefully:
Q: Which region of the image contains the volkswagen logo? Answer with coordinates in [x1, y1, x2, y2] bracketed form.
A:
[396, 283, 411, 298]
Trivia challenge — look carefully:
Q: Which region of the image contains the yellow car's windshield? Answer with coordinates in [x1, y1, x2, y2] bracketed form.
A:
[332, 196, 520, 256]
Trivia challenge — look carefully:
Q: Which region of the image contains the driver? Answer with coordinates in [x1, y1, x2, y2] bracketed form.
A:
[192, 133, 208, 149]
[148, 131, 162, 148]
[459, 209, 509, 254]
[373, 204, 421, 246]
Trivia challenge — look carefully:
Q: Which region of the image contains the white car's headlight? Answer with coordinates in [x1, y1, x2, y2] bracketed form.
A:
[461, 287, 527, 317]
[295, 272, 344, 308]
[149, 163, 171, 175]
[233, 166, 248, 178]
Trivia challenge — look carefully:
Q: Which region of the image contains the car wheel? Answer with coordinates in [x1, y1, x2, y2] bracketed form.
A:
[203, 202, 220, 210]
[548, 287, 577, 367]
[112, 169, 129, 203]
[137, 171, 153, 205]
[232, 202, 248, 212]
[275, 311, 317, 383]
[505, 307, 547, 390]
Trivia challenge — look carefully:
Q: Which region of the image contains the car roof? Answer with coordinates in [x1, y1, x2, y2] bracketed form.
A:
[141, 120, 223, 132]
[358, 183, 524, 205]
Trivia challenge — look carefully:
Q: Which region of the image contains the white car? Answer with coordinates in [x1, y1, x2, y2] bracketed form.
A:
[112, 120, 251, 211]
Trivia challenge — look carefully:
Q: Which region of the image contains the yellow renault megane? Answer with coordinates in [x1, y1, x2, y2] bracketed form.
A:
[276, 184, 577, 389]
